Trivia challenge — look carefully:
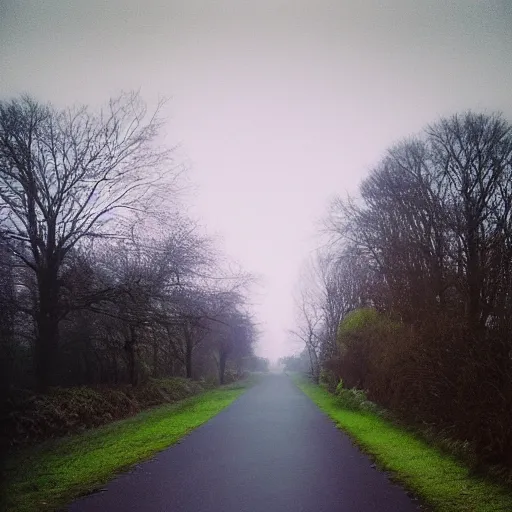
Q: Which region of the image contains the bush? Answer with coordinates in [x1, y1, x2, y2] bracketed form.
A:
[222, 368, 247, 385]
[200, 375, 220, 389]
[334, 308, 512, 466]
[319, 368, 339, 393]
[2, 378, 206, 448]
[335, 308, 404, 392]
[131, 378, 203, 405]
[335, 386, 380, 414]
[337, 308, 381, 338]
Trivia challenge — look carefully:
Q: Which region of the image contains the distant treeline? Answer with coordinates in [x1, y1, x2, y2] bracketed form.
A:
[288, 112, 512, 467]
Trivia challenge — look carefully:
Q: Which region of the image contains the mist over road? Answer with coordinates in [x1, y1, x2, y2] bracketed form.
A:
[69, 374, 420, 512]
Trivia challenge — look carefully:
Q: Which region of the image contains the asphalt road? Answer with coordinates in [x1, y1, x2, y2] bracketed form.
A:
[68, 374, 421, 512]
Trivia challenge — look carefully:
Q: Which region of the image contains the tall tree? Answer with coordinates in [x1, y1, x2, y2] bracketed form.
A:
[0, 93, 174, 389]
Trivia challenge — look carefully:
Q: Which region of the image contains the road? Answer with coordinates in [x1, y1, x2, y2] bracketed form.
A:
[69, 374, 421, 512]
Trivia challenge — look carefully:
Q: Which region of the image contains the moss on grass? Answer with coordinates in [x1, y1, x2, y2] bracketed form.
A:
[293, 375, 512, 512]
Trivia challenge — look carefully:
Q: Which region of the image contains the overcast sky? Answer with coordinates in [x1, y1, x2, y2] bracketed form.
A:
[1, 0, 512, 361]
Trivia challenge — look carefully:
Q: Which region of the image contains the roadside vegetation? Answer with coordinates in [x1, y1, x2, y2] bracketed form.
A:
[3, 377, 206, 448]
[294, 375, 512, 512]
[0, 93, 269, 508]
[286, 112, 512, 476]
[1, 380, 251, 512]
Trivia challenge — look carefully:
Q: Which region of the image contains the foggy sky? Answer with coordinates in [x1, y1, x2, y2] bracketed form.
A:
[2, 0, 512, 361]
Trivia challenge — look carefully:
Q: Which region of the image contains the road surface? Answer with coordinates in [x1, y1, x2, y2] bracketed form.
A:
[69, 374, 421, 512]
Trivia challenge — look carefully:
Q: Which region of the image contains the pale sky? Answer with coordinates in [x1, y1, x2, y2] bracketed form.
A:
[1, 0, 512, 361]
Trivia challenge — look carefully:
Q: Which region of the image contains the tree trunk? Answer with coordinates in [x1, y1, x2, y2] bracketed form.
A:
[219, 351, 228, 385]
[184, 323, 193, 379]
[185, 340, 193, 379]
[306, 344, 319, 383]
[0, 300, 14, 395]
[35, 266, 60, 391]
[113, 354, 119, 384]
[125, 325, 138, 386]
[152, 339, 158, 378]
[466, 228, 481, 330]
[83, 328, 95, 385]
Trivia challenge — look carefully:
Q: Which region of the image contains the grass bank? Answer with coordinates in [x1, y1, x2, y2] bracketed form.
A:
[293, 375, 512, 512]
[1, 380, 251, 512]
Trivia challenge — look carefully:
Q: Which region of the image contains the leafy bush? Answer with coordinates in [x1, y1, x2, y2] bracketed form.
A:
[337, 308, 381, 338]
[335, 386, 381, 414]
[335, 308, 405, 392]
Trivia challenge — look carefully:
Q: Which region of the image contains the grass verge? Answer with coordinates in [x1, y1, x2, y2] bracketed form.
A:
[1, 380, 251, 512]
[292, 375, 512, 512]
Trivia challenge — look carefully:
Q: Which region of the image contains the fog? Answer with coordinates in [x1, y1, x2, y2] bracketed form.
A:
[2, 0, 511, 361]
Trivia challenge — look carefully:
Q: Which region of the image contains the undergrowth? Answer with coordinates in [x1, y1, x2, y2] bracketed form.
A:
[2, 378, 205, 448]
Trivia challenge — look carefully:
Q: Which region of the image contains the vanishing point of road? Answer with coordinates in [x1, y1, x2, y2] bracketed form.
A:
[69, 374, 421, 512]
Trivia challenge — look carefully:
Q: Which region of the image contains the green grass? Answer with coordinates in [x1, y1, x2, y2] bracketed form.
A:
[293, 375, 512, 512]
[1, 380, 250, 512]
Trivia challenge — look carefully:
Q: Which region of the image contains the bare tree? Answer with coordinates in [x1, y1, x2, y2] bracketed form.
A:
[0, 236, 17, 393]
[290, 266, 322, 382]
[427, 112, 512, 331]
[206, 308, 256, 384]
[0, 93, 175, 389]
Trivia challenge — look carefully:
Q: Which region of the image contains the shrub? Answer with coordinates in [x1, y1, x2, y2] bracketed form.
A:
[333, 308, 512, 466]
[335, 386, 380, 414]
[199, 375, 219, 389]
[319, 368, 339, 393]
[335, 308, 404, 392]
[337, 308, 381, 338]
[222, 368, 247, 384]
[2, 378, 206, 448]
